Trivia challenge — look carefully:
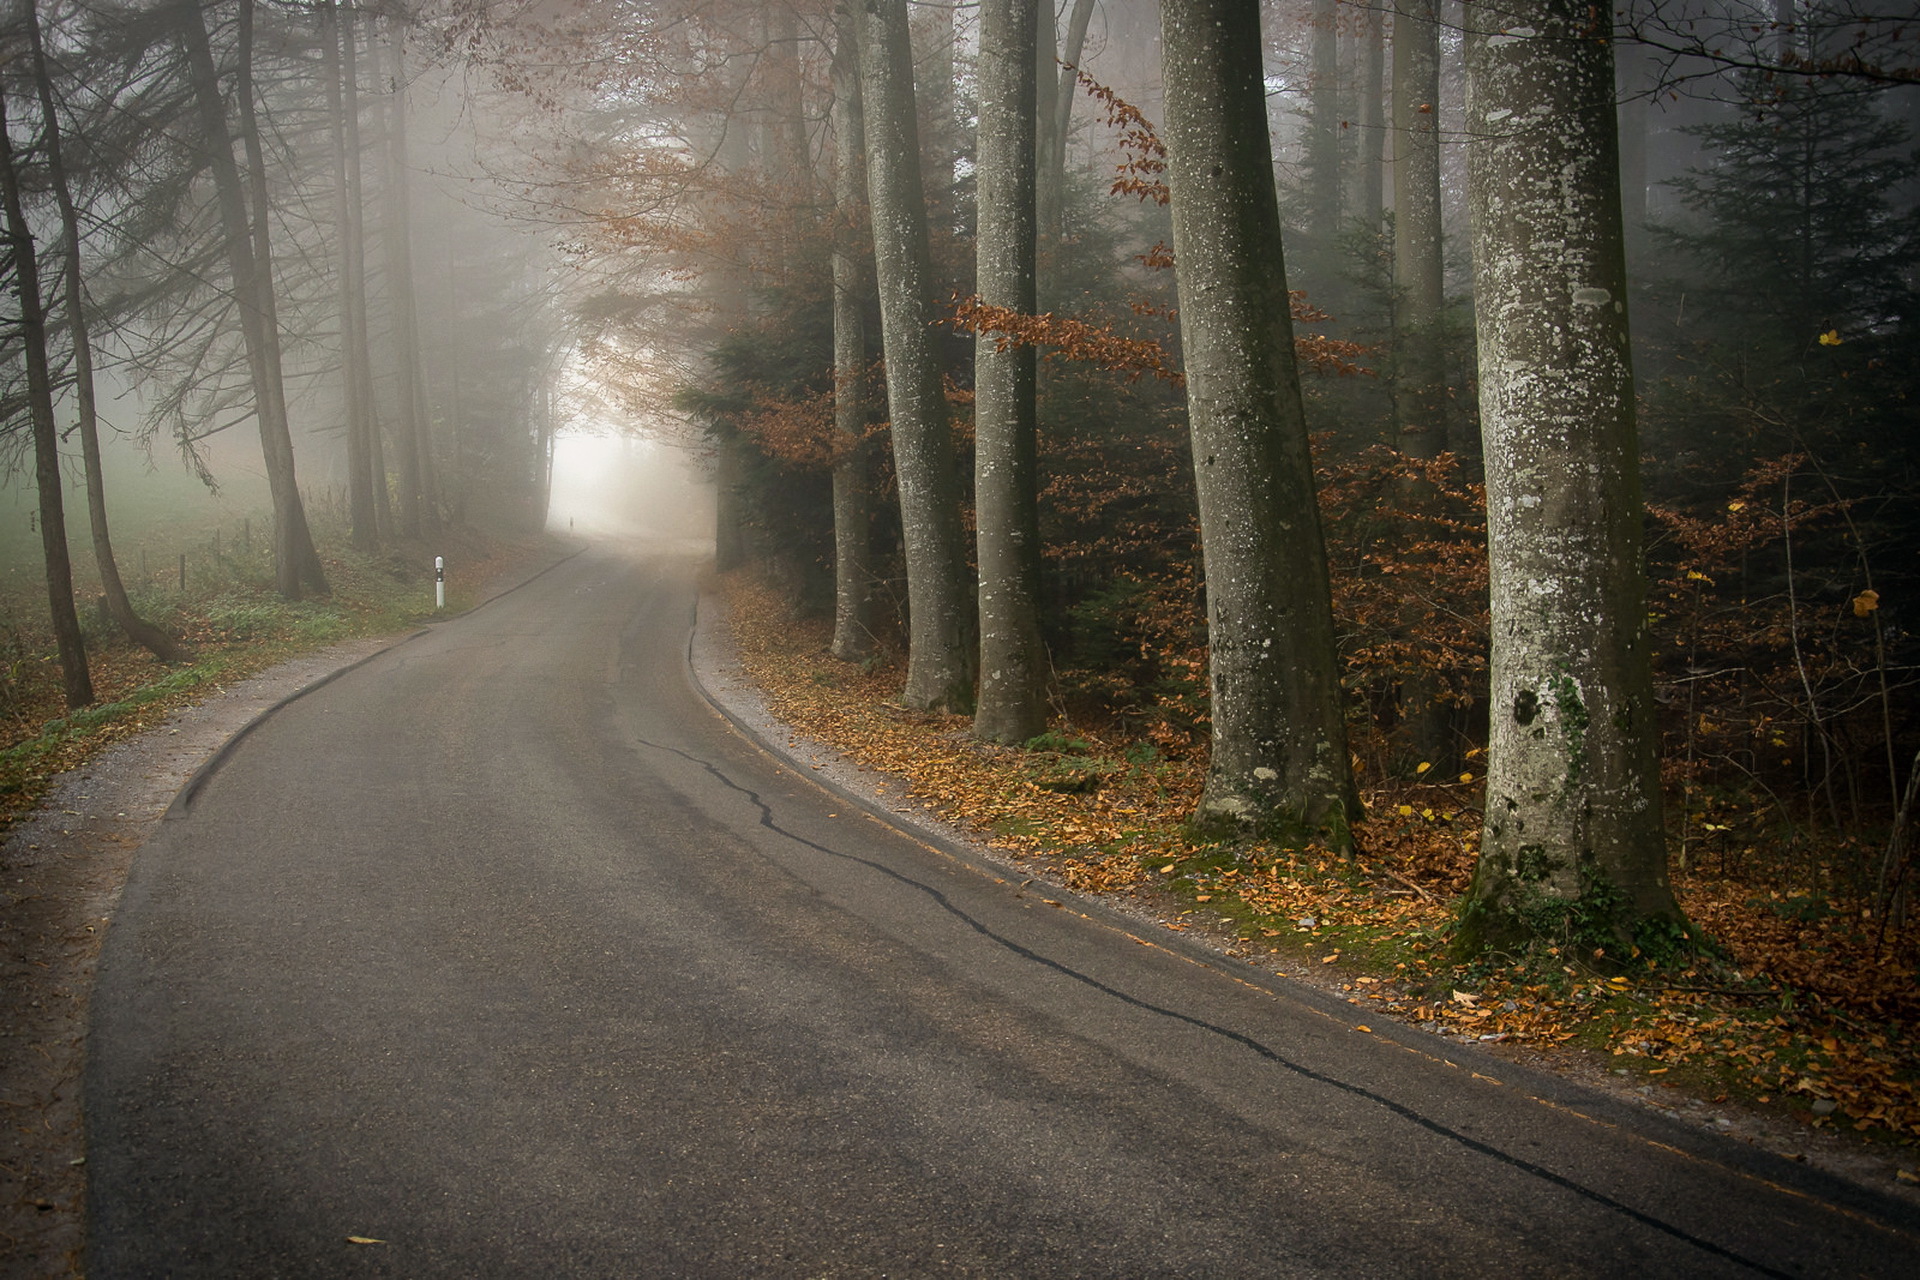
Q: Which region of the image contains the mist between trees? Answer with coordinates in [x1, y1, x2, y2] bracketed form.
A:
[2, 0, 1915, 962]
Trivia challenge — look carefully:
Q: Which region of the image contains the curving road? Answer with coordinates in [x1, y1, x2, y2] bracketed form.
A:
[88, 542, 1917, 1277]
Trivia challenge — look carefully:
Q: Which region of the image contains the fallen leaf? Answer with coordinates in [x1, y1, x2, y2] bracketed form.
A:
[347, 1237, 387, 1246]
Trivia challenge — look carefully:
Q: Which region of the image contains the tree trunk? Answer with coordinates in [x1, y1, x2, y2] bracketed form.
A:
[1037, 0, 1097, 246]
[26, 0, 184, 663]
[1358, 3, 1387, 227]
[344, 10, 383, 540]
[235, 0, 328, 595]
[1307, 0, 1343, 228]
[857, 0, 975, 713]
[0, 90, 92, 708]
[322, 0, 377, 552]
[1161, 0, 1361, 841]
[1392, 0, 1447, 459]
[179, 0, 327, 600]
[1461, 0, 1683, 957]
[1390, 0, 1454, 772]
[829, 13, 875, 663]
[382, 10, 432, 538]
[973, 0, 1048, 745]
[1614, 7, 1649, 248]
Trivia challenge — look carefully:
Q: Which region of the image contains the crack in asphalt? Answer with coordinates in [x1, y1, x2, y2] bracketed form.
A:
[635, 733, 1784, 1278]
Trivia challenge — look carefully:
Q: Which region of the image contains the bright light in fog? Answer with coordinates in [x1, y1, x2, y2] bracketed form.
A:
[546, 430, 715, 548]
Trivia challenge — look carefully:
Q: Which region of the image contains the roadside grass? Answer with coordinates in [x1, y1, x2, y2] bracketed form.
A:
[2, 514, 559, 830]
[719, 572, 1920, 1152]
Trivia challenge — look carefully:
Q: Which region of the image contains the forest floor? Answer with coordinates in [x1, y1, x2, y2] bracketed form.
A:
[0, 524, 567, 1278]
[713, 573, 1920, 1191]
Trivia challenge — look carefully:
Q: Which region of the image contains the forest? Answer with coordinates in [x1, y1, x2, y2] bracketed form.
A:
[0, 1, 1916, 1076]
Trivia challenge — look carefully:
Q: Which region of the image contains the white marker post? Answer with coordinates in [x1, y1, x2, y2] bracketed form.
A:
[435, 555, 445, 610]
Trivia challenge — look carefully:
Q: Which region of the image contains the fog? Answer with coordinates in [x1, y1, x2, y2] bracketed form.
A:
[545, 431, 715, 553]
[0, 408, 274, 582]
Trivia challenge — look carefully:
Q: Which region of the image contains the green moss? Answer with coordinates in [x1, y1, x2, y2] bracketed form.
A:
[1548, 668, 1589, 781]
[1456, 859, 1704, 974]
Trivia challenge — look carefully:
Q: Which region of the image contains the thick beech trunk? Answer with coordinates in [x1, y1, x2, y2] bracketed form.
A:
[973, 0, 1048, 745]
[1461, 0, 1682, 954]
[829, 15, 875, 662]
[0, 91, 92, 708]
[27, 0, 184, 663]
[179, 0, 327, 599]
[857, 0, 975, 712]
[1161, 0, 1361, 840]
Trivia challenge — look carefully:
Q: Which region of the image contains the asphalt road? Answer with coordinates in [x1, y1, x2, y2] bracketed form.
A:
[88, 542, 1918, 1277]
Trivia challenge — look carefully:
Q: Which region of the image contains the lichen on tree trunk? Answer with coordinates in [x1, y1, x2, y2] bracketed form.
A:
[829, 8, 875, 664]
[1161, 0, 1360, 843]
[972, 0, 1047, 745]
[857, 0, 975, 713]
[1461, 0, 1685, 959]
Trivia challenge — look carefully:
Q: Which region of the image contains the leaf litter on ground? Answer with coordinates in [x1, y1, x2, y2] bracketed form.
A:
[719, 573, 1920, 1148]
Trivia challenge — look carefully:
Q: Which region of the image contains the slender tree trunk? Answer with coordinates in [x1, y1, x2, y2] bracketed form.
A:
[26, 0, 184, 662]
[322, 0, 376, 551]
[1037, 0, 1097, 245]
[1359, 5, 1387, 227]
[707, 63, 754, 567]
[1461, 0, 1682, 955]
[768, 1, 811, 219]
[858, 0, 975, 712]
[1390, 0, 1453, 770]
[235, 0, 327, 594]
[910, 0, 958, 209]
[973, 0, 1048, 744]
[1162, 0, 1361, 841]
[382, 10, 431, 538]
[829, 13, 875, 662]
[342, 8, 382, 541]
[1390, 0, 1454, 771]
[0, 90, 92, 708]
[1392, 0, 1446, 458]
[1614, 6, 1649, 248]
[1307, 0, 1343, 227]
[179, 0, 327, 600]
